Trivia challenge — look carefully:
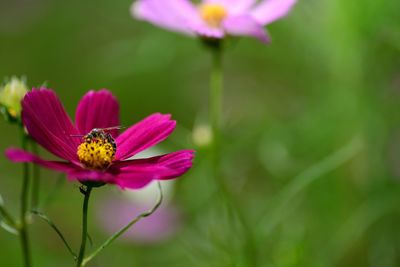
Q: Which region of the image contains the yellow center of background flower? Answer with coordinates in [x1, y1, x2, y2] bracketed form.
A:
[199, 4, 227, 28]
[77, 131, 116, 170]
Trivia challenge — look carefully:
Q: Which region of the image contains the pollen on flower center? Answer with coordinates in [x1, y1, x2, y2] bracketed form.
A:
[77, 129, 116, 170]
[199, 3, 227, 28]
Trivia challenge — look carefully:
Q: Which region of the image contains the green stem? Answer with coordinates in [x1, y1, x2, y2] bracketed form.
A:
[82, 182, 163, 266]
[210, 46, 223, 184]
[209, 46, 257, 265]
[76, 186, 92, 267]
[209, 46, 230, 209]
[30, 142, 40, 209]
[20, 128, 31, 267]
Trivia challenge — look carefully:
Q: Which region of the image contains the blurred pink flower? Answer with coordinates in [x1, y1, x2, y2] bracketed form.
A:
[6, 88, 194, 190]
[98, 196, 181, 244]
[132, 0, 297, 43]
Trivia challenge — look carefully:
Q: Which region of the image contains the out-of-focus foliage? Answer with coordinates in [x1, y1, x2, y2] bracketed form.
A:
[0, 0, 400, 266]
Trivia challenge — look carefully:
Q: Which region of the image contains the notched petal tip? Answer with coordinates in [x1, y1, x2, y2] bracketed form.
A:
[111, 149, 195, 190]
[76, 88, 120, 137]
[131, 0, 200, 35]
[251, 0, 297, 25]
[5, 148, 79, 176]
[6, 148, 115, 184]
[21, 88, 80, 161]
[131, 0, 143, 19]
[5, 147, 29, 162]
[24, 87, 51, 102]
[151, 149, 195, 178]
[224, 14, 270, 44]
[115, 113, 177, 160]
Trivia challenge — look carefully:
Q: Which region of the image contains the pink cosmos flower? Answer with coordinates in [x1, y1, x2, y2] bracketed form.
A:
[132, 0, 297, 43]
[5, 88, 194, 189]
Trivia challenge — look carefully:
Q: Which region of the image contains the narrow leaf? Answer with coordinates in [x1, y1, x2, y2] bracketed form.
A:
[0, 193, 17, 228]
[0, 220, 19, 235]
[32, 210, 77, 260]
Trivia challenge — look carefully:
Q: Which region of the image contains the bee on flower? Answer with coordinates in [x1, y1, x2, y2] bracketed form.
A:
[6, 88, 194, 189]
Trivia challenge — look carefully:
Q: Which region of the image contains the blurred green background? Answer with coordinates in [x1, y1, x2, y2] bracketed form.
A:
[1, 0, 400, 266]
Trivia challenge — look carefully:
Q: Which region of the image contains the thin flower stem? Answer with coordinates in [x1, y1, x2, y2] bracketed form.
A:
[209, 47, 258, 265]
[82, 182, 163, 267]
[209, 46, 231, 206]
[30, 142, 40, 209]
[210, 46, 223, 184]
[20, 127, 31, 267]
[76, 186, 93, 267]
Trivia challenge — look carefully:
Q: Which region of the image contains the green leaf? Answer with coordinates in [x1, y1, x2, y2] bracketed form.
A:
[0, 221, 18, 235]
[32, 210, 77, 260]
[0, 193, 17, 234]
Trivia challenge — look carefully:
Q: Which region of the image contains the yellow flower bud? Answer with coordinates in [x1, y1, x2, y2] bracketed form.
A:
[192, 124, 212, 148]
[0, 77, 29, 120]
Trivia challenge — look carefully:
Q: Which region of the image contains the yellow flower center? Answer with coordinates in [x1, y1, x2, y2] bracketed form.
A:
[77, 129, 116, 170]
[199, 3, 227, 28]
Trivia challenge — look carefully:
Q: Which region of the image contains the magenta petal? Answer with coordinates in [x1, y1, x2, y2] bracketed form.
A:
[224, 15, 270, 43]
[22, 88, 80, 162]
[110, 171, 154, 190]
[132, 0, 201, 35]
[65, 169, 116, 183]
[115, 113, 176, 160]
[6, 148, 78, 176]
[75, 89, 120, 138]
[6, 148, 117, 183]
[112, 150, 194, 190]
[251, 0, 297, 25]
